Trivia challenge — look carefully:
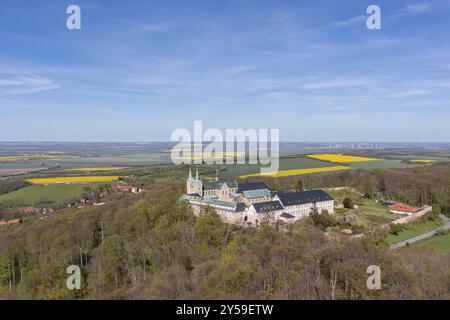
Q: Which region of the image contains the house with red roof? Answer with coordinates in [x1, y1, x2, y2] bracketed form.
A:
[388, 203, 421, 215]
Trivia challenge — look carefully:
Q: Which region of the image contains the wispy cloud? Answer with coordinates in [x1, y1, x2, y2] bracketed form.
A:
[300, 76, 374, 90]
[0, 73, 58, 95]
[401, 2, 432, 14]
[332, 15, 366, 27]
[388, 89, 429, 98]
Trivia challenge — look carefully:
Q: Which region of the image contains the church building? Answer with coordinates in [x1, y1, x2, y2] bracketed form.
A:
[182, 169, 334, 226]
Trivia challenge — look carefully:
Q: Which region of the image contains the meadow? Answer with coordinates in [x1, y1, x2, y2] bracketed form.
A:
[386, 218, 444, 245]
[410, 232, 450, 254]
[0, 184, 104, 205]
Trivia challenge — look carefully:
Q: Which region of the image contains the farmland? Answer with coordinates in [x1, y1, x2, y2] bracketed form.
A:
[0, 184, 104, 205]
[0, 154, 67, 162]
[68, 167, 126, 172]
[239, 165, 350, 178]
[410, 159, 436, 163]
[26, 176, 120, 185]
[217, 157, 336, 178]
[306, 153, 381, 163]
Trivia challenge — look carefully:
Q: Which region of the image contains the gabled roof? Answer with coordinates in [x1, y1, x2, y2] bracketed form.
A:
[203, 181, 223, 190]
[235, 202, 247, 212]
[274, 189, 333, 206]
[280, 212, 295, 219]
[252, 200, 284, 213]
[388, 204, 420, 213]
[237, 182, 269, 193]
[243, 188, 271, 199]
[225, 180, 238, 188]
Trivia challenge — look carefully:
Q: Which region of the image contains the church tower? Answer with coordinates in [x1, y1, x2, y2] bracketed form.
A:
[186, 168, 203, 196]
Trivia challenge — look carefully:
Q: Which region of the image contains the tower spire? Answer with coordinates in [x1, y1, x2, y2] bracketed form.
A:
[215, 168, 219, 182]
[196, 168, 199, 181]
[188, 167, 193, 181]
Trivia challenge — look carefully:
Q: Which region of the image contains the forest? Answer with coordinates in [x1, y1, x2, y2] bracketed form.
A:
[0, 164, 449, 299]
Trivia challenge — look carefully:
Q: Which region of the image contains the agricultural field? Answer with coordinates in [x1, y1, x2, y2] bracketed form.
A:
[68, 167, 126, 172]
[26, 176, 120, 185]
[172, 151, 244, 162]
[306, 153, 381, 163]
[239, 165, 350, 178]
[0, 184, 104, 205]
[409, 159, 436, 163]
[0, 154, 67, 162]
[217, 157, 336, 178]
[347, 159, 418, 169]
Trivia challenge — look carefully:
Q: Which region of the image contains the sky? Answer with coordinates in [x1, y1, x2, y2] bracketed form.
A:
[0, 0, 449, 142]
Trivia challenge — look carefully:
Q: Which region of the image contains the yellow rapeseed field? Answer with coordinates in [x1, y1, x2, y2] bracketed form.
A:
[27, 176, 120, 185]
[239, 166, 350, 178]
[307, 154, 381, 163]
[0, 154, 66, 162]
[410, 159, 435, 163]
[68, 167, 125, 172]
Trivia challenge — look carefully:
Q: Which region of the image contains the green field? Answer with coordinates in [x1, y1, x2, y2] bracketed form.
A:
[387, 218, 444, 245]
[410, 232, 450, 254]
[218, 157, 336, 178]
[348, 160, 418, 169]
[0, 183, 106, 205]
[217, 157, 426, 178]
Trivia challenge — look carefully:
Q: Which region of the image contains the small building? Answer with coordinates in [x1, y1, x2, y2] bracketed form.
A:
[0, 218, 21, 227]
[388, 203, 420, 215]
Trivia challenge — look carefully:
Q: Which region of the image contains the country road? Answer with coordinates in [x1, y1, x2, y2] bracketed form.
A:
[390, 215, 450, 249]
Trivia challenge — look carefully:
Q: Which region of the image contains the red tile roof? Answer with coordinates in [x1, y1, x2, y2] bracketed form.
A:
[0, 219, 20, 226]
[389, 204, 420, 213]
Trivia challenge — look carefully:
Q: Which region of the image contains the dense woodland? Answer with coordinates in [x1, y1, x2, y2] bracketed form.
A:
[0, 180, 32, 196]
[0, 164, 449, 299]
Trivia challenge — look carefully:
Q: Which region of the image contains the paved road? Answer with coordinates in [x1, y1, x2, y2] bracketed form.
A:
[390, 215, 450, 249]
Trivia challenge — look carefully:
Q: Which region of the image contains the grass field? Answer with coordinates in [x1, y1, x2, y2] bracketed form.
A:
[27, 176, 120, 184]
[307, 154, 381, 163]
[218, 157, 336, 178]
[348, 159, 418, 169]
[331, 192, 399, 227]
[387, 218, 444, 245]
[410, 232, 450, 254]
[68, 167, 126, 172]
[239, 165, 350, 178]
[0, 184, 105, 205]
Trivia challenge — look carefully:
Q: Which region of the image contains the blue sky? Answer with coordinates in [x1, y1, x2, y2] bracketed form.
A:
[0, 0, 449, 141]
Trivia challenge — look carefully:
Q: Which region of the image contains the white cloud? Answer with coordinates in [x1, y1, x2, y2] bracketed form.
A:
[0, 74, 58, 95]
[388, 89, 429, 98]
[332, 15, 366, 27]
[402, 2, 432, 14]
[300, 77, 374, 90]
